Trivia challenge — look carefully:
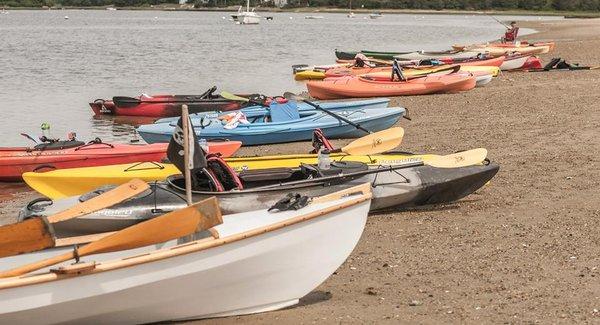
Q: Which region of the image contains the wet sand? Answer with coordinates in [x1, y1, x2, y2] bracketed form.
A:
[2, 18, 600, 324]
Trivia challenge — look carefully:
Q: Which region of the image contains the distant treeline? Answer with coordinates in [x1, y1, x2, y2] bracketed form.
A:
[0, 0, 178, 7]
[2, 0, 599, 11]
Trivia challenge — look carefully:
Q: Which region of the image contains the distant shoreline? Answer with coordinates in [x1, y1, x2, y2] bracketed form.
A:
[2, 6, 599, 18]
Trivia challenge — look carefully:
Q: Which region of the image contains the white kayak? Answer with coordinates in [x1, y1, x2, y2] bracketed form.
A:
[500, 55, 531, 71]
[0, 185, 371, 324]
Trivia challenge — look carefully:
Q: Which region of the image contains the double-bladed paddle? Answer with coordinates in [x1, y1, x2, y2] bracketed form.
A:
[283, 92, 372, 134]
[334, 127, 404, 155]
[0, 197, 223, 278]
[424, 148, 488, 168]
[0, 179, 149, 258]
[223, 91, 404, 155]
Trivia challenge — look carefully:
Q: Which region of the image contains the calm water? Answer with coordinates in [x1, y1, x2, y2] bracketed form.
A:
[0, 10, 559, 146]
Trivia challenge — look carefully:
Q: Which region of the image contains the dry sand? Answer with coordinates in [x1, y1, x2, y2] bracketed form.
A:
[1, 18, 599, 324]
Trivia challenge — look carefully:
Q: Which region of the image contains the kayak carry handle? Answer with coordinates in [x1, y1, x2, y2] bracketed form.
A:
[32, 164, 57, 172]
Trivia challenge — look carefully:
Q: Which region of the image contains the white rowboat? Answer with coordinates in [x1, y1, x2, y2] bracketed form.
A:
[0, 185, 371, 324]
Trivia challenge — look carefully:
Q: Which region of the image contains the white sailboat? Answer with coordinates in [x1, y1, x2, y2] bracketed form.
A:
[231, 0, 261, 25]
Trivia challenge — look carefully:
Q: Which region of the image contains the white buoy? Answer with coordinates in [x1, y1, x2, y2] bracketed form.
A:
[64, 15, 69, 19]
[289, 17, 293, 19]
[222, 16, 225, 19]
[154, 16, 158, 19]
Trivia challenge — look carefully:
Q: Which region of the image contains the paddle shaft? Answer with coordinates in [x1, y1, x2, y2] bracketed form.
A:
[485, 13, 510, 28]
[181, 105, 193, 205]
[0, 198, 223, 278]
[297, 99, 371, 134]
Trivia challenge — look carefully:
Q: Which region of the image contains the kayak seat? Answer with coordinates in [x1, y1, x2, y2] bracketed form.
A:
[33, 140, 85, 151]
[206, 154, 243, 191]
[269, 100, 300, 122]
[238, 168, 295, 183]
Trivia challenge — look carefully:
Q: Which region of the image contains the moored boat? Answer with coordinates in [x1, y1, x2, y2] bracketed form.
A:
[0, 186, 372, 324]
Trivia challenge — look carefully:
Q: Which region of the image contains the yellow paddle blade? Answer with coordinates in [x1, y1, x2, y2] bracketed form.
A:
[0, 197, 223, 278]
[48, 179, 149, 223]
[426, 148, 488, 168]
[220, 91, 249, 102]
[341, 127, 404, 155]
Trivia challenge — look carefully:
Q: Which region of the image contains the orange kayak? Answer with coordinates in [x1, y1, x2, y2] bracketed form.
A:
[307, 73, 476, 99]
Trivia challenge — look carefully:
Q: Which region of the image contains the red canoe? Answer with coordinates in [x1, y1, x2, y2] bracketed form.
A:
[0, 140, 242, 182]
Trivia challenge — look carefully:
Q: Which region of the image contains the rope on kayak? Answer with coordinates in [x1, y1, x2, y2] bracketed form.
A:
[370, 165, 410, 188]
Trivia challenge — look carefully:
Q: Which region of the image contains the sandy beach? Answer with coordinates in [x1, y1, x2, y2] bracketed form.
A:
[1, 17, 599, 324]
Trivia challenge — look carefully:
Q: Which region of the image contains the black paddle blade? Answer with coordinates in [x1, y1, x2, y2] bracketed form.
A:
[112, 96, 141, 108]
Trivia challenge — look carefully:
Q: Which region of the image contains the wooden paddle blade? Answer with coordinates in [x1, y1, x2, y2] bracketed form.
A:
[220, 91, 249, 102]
[0, 197, 223, 279]
[79, 197, 222, 256]
[427, 148, 488, 168]
[0, 217, 55, 258]
[47, 179, 149, 223]
[341, 127, 404, 155]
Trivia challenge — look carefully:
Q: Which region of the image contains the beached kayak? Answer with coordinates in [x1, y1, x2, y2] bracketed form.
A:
[473, 45, 549, 57]
[453, 41, 555, 53]
[325, 64, 500, 79]
[336, 49, 488, 61]
[138, 107, 405, 145]
[22, 150, 485, 199]
[153, 98, 391, 124]
[499, 54, 532, 70]
[294, 70, 327, 80]
[307, 73, 476, 99]
[393, 51, 485, 61]
[0, 140, 242, 182]
[20, 161, 499, 236]
[90, 88, 248, 117]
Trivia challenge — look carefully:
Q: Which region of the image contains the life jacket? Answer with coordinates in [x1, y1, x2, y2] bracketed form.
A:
[205, 154, 243, 191]
[503, 27, 519, 42]
[311, 128, 334, 153]
[391, 59, 406, 81]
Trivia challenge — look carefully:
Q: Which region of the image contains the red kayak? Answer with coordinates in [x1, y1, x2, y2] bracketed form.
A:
[0, 140, 242, 182]
[90, 88, 250, 117]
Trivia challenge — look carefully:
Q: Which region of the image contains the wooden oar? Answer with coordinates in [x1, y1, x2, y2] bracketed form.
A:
[0, 179, 149, 258]
[334, 127, 404, 155]
[283, 92, 372, 134]
[426, 148, 488, 168]
[0, 197, 223, 278]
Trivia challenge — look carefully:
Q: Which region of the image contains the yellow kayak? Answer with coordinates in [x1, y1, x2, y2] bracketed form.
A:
[294, 70, 327, 80]
[24, 152, 442, 199]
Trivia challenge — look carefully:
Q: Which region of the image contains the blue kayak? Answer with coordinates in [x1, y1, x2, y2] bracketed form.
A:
[153, 98, 390, 124]
[138, 105, 405, 146]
